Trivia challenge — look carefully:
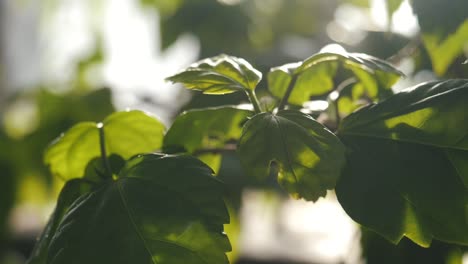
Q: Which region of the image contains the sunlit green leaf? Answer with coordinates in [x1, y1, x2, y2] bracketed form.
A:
[167, 54, 262, 94]
[238, 110, 346, 201]
[422, 20, 468, 76]
[336, 79, 468, 247]
[44, 110, 165, 180]
[268, 62, 337, 105]
[268, 47, 403, 106]
[34, 154, 231, 264]
[164, 106, 252, 172]
[412, 0, 468, 75]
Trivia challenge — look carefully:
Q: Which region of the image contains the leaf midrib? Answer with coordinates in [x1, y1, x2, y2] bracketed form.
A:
[116, 180, 212, 264]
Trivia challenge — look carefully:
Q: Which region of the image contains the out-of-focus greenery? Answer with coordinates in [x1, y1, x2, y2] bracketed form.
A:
[1, 0, 467, 263]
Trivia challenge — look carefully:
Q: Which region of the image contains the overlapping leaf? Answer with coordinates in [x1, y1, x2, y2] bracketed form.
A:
[336, 79, 468, 247]
[268, 47, 403, 106]
[44, 110, 165, 180]
[31, 154, 231, 264]
[238, 110, 346, 201]
[164, 106, 252, 172]
[167, 54, 262, 94]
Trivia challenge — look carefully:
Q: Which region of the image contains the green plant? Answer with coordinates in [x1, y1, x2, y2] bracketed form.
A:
[27, 48, 467, 263]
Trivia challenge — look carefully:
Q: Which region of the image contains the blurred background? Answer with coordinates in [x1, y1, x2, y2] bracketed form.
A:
[0, 0, 467, 263]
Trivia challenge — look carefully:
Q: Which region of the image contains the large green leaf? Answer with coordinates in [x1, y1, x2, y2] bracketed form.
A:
[412, 0, 468, 75]
[164, 106, 252, 172]
[28, 179, 93, 264]
[268, 47, 403, 105]
[336, 79, 468, 247]
[35, 154, 230, 264]
[167, 54, 262, 94]
[44, 110, 165, 180]
[238, 110, 346, 201]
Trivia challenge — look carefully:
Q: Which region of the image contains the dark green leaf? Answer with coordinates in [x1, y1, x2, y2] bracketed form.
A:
[336, 79, 468, 247]
[238, 110, 346, 201]
[39, 154, 231, 264]
[27, 179, 93, 264]
[268, 47, 403, 105]
[164, 106, 252, 172]
[44, 110, 165, 180]
[167, 54, 262, 94]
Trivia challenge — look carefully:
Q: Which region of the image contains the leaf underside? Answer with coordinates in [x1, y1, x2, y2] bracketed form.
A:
[268, 48, 403, 106]
[167, 54, 262, 94]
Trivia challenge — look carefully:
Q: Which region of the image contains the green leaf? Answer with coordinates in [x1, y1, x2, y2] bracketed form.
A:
[268, 47, 403, 105]
[44, 110, 165, 180]
[164, 106, 252, 172]
[35, 154, 231, 264]
[167, 54, 262, 94]
[336, 79, 468, 247]
[27, 179, 93, 264]
[422, 20, 468, 76]
[238, 110, 346, 201]
[412, 0, 468, 75]
[268, 62, 337, 105]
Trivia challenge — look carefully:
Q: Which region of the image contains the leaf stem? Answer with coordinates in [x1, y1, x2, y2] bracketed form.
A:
[328, 77, 357, 128]
[246, 89, 262, 113]
[98, 123, 113, 178]
[192, 143, 237, 156]
[277, 74, 298, 111]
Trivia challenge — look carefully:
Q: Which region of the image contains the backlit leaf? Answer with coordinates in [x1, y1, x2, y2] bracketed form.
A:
[336, 79, 468, 247]
[167, 54, 262, 94]
[268, 46, 403, 105]
[164, 106, 252, 172]
[44, 110, 165, 180]
[412, 0, 468, 75]
[238, 110, 346, 201]
[30, 154, 231, 264]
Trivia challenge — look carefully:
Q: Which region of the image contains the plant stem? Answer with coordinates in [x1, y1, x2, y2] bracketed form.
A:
[277, 74, 298, 111]
[192, 143, 237, 156]
[246, 89, 262, 113]
[98, 123, 113, 178]
[329, 77, 357, 128]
